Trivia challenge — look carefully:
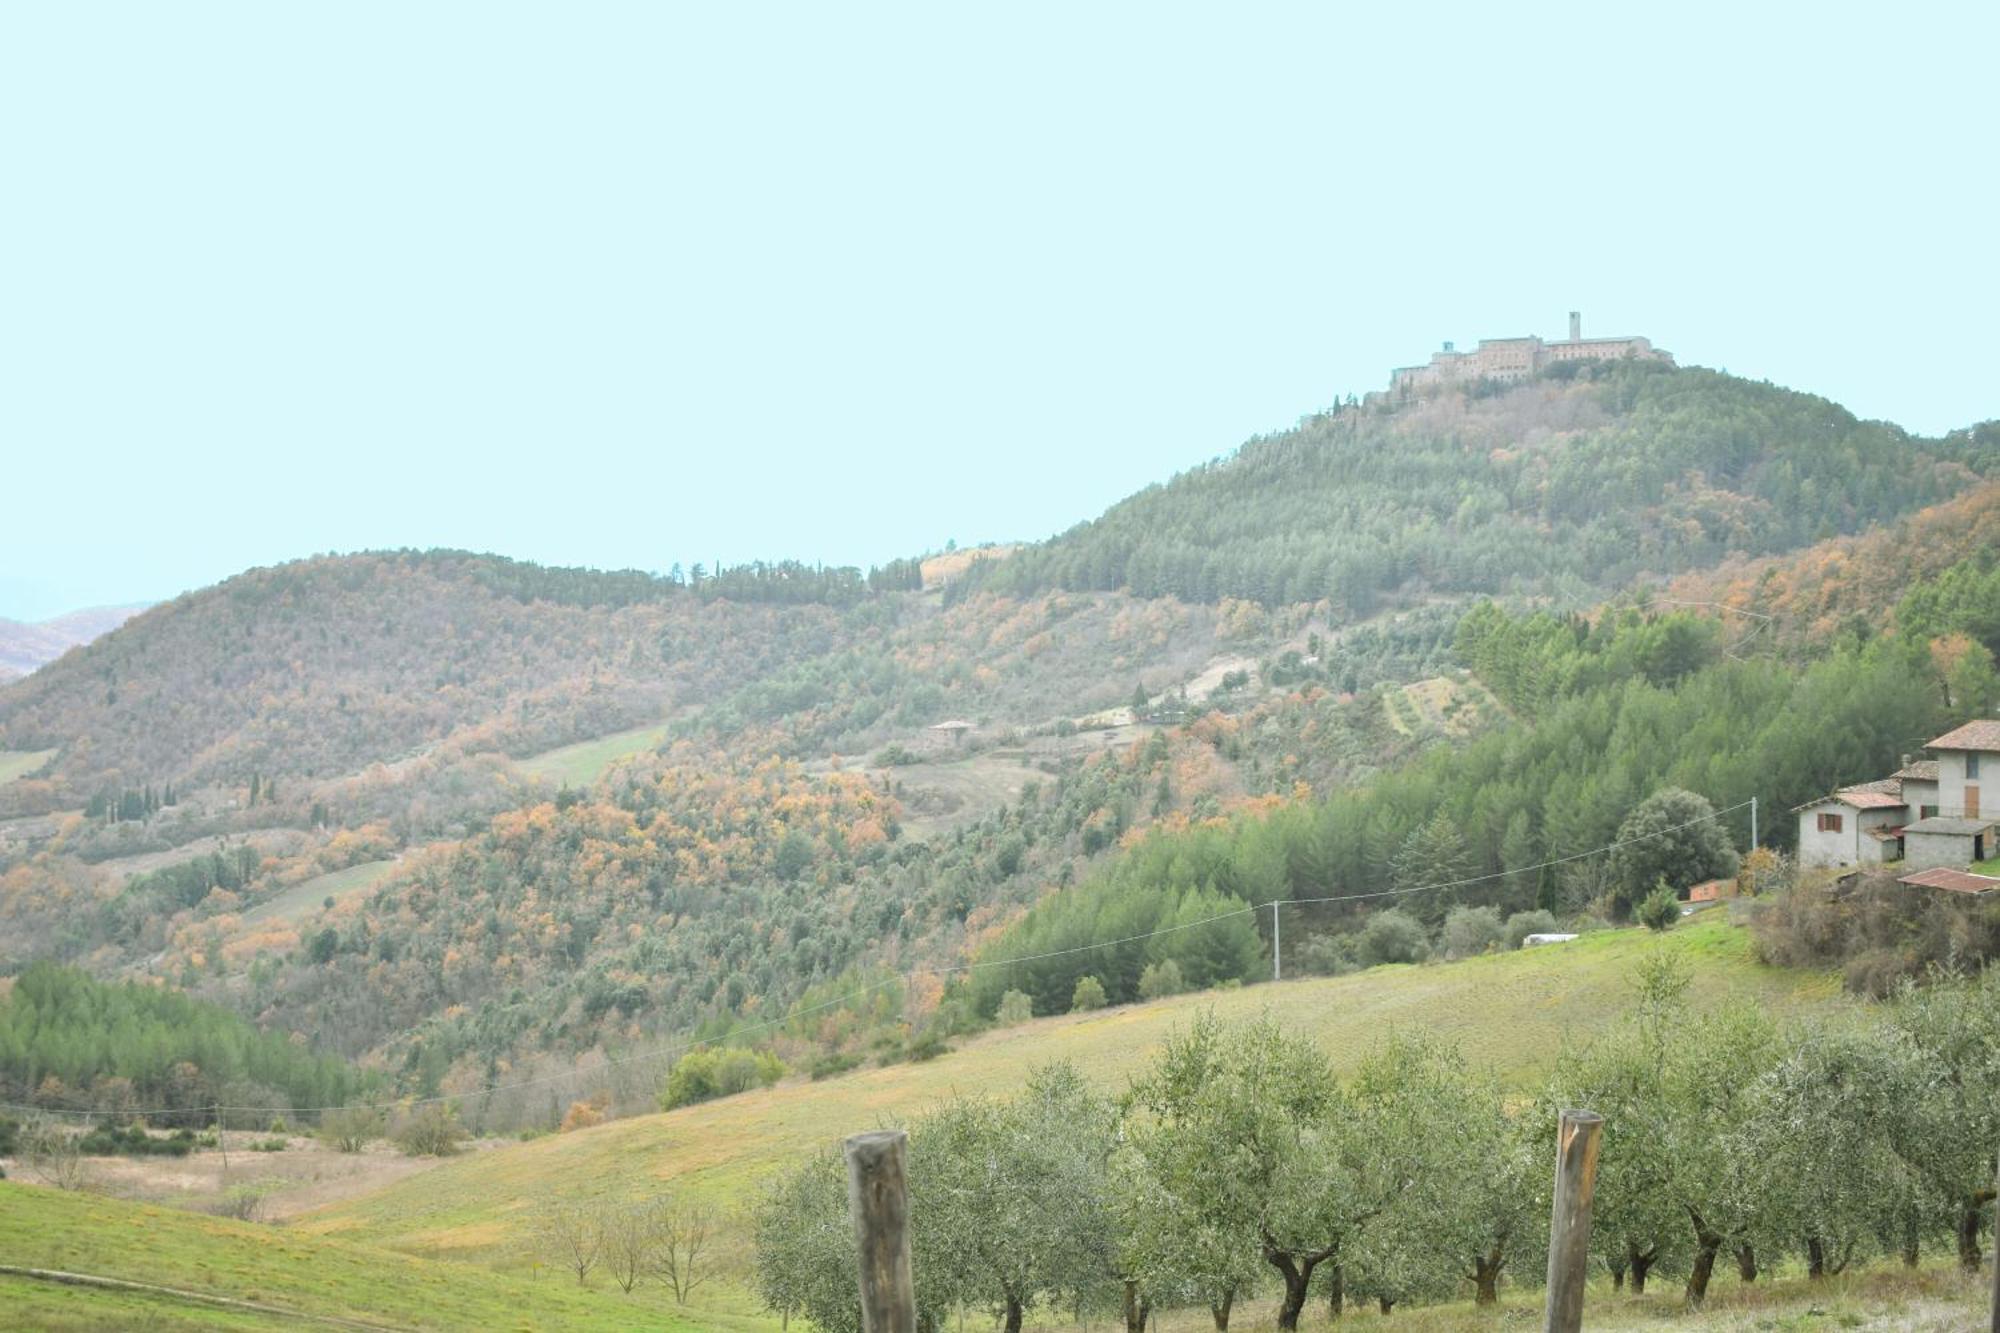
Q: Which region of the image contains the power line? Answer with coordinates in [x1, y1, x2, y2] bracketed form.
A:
[0, 799, 1752, 1122]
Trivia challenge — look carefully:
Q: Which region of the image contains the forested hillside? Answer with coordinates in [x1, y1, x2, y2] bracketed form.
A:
[0, 552, 883, 803]
[0, 605, 145, 681]
[970, 566, 2000, 1016]
[3, 361, 1997, 1132]
[959, 364, 1991, 611]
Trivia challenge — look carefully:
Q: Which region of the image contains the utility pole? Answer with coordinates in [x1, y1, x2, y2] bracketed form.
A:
[1750, 795, 1758, 851]
[1272, 900, 1281, 983]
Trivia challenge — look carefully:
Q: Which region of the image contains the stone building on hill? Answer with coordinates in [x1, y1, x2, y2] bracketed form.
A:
[1794, 720, 2000, 872]
[1387, 311, 1673, 396]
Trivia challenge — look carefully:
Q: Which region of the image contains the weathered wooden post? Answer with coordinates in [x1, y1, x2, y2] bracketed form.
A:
[845, 1129, 917, 1333]
[1544, 1108, 1603, 1333]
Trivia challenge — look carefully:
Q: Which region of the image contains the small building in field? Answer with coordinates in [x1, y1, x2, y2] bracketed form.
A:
[1687, 877, 1737, 904]
[928, 719, 976, 749]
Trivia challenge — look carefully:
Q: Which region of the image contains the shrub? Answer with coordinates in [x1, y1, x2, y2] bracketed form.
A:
[873, 744, 920, 766]
[560, 1100, 606, 1133]
[393, 1103, 466, 1157]
[809, 1051, 862, 1081]
[1071, 976, 1108, 1012]
[213, 1183, 273, 1221]
[1356, 909, 1430, 966]
[1503, 909, 1561, 950]
[317, 1106, 383, 1153]
[75, 1124, 198, 1157]
[251, 1137, 288, 1152]
[900, 1030, 951, 1063]
[1295, 934, 1356, 977]
[1137, 959, 1185, 1000]
[1636, 881, 1681, 932]
[996, 990, 1034, 1025]
[1440, 905, 1504, 959]
[1752, 869, 2000, 993]
[659, 1047, 785, 1110]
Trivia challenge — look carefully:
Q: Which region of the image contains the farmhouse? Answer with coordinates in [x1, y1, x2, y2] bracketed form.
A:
[1794, 720, 2000, 872]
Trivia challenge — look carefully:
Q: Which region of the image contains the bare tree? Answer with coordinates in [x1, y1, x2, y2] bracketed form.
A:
[601, 1204, 658, 1294]
[536, 1201, 602, 1286]
[654, 1200, 716, 1303]
[22, 1116, 88, 1191]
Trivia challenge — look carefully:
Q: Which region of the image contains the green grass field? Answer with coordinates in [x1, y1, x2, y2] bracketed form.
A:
[8, 919, 1953, 1330]
[243, 860, 401, 928]
[0, 1183, 760, 1331]
[0, 748, 58, 786]
[512, 723, 670, 787]
[295, 920, 1843, 1314]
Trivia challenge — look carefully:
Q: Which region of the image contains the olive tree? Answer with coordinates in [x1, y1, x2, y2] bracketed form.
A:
[1743, 1022, 1923, 1280]
[1348, 1036, 1543, 1309]
[752, 1148, 863, 1333]
[1125, 1013, 1379, 1330]
[912, 1063, 1118, 1333]
[1892, 970, 2000, 1270]
[1660, 1005, 1779, 1305]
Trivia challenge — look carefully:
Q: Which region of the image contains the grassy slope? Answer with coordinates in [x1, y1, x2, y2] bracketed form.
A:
[0, 1182, 757, 1332]
[243, 860, 400, 928]
[511, 721, 671, 787]
[299, 920, 1842, 1315]
[0, 749, 56, 786]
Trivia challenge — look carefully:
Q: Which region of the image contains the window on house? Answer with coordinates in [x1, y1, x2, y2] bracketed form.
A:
[1818, 812, 1844, 833]
[1970, 752, 1983, 780]
[1922, 805, 1940, 820]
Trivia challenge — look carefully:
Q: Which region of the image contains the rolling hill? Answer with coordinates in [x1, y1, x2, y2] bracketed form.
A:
[271, 919, 1851, 1331]
[1, 358, 1995, 1149]
[0, 605, 146, 682]
[958, 364, 1992, 611]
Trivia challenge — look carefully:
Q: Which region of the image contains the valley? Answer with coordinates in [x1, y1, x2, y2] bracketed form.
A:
[3, 360, 1999, 1330]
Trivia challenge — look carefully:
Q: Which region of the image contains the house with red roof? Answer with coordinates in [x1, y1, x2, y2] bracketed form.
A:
[1793, 719, 2000, 872]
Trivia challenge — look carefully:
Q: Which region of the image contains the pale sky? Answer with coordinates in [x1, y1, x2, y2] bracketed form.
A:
[3, 2, 1994, 620]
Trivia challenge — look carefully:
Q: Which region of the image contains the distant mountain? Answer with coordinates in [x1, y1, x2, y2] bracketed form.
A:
[0, 604, 148, 680]
[0, 552, 869, 796]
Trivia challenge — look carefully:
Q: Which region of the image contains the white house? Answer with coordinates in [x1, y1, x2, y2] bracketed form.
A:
[1792, 784, 1910, 869]
[1794, 720, 2000, 872]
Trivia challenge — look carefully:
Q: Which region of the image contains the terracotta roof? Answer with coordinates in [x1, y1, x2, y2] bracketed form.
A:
[1833, 790, 1906, 810]
[1893, 760, 1940, 781]
[1928, 720, 2000, 751]
[1839, 778, 1904, 797]
[1898, 867, 2000, 896]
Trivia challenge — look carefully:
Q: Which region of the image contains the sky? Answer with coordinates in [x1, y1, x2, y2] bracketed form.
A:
[2, 3, 1995, 620]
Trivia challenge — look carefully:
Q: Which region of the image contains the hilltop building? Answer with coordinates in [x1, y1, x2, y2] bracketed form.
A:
[1794, 720, 2000, 872]
[1387, 312, 1673, 396]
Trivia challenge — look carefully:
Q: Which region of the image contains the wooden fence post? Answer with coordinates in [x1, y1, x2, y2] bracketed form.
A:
[845, 1129, 916, 1333]
[1544, 1108, 1603, 1333]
